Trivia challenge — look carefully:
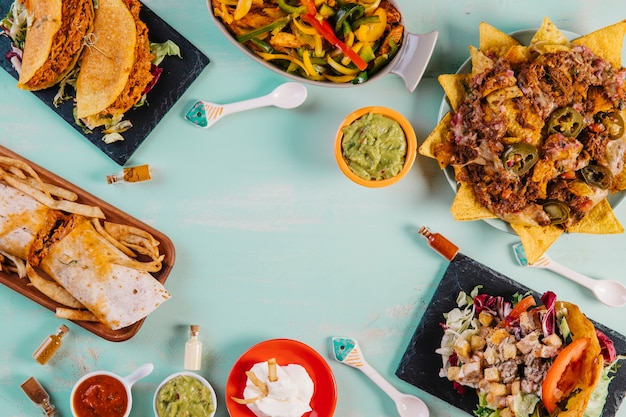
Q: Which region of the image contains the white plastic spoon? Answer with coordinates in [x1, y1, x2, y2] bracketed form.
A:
[185, 82, 308, 128]
[331, 337, 429, 417]
[513, 243, 626, 307]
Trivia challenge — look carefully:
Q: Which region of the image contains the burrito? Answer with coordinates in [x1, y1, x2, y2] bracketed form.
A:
[17, 0, 94, 90]
[38, 216, 170, 330]
[75, 0, 154, 128]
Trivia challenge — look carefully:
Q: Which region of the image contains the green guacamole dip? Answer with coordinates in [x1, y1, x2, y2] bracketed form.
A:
[155, 375, 215, 417]
[341, 112, 407, 180]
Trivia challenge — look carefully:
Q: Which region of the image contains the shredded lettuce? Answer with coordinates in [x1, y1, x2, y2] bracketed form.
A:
[150, 40, 182, 66]
[1, 0, 28, 49]
[584, 357, 625, 417]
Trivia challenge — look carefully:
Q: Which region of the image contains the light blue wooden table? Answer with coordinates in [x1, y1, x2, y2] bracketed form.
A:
[2, 0, 626, 416]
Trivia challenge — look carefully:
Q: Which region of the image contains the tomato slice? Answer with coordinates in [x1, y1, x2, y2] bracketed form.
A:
[506, 295, 536, 322]
[541, 337, 590, 414]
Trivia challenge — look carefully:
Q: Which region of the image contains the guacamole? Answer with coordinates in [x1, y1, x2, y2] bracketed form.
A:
[341, 112, 407, 180]
[155, 375, 215, 417]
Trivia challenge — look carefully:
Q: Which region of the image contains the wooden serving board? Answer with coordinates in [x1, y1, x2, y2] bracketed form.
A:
[0, 145, 176, 342]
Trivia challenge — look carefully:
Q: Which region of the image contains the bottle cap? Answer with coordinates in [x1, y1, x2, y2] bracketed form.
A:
[190, 325, 200, 335]
[58, 324, 70, 336]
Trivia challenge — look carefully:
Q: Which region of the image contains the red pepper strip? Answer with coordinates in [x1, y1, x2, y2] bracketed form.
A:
[301, 14, 368, 71]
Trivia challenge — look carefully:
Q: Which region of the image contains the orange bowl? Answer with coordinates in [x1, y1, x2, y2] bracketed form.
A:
[335, 106, 417, 188]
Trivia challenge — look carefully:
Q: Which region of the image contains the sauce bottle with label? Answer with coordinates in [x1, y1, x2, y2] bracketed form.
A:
[33, 324, 69, 365]
[106, 164, 152, 184]
[184, 325, 202, 370]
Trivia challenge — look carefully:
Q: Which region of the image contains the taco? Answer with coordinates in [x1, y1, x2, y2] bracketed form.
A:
[75, 0, 154, 129]
[17, 0, 94, 91]
[437, 288, 618, 417]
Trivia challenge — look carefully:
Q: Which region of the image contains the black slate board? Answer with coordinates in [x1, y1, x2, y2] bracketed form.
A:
[0, 0, 210, 165]
[396, 253, 626, 417]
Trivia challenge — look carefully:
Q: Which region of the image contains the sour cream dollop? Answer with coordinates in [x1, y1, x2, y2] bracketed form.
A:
[243, 361, 314, 417]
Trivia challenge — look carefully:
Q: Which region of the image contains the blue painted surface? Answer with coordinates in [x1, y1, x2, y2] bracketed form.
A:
[1, 1, 626, 416]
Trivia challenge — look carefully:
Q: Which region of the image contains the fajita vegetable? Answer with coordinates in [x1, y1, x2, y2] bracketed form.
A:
[419, 18, 626, 263]
[211, 0, 403, 84]
[437, 286, 623, 417]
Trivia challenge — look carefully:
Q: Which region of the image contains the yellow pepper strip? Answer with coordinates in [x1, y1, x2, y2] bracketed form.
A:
[314, 35, 323, 57]
[293, 17, 319, 36]
[214, 5, 234, 24]
[360, 0, 381, 14]
[215, 0, 238, 5]
[256, 52, 310, 76]
[355, 7, 387, 42]
[340, 32, 357, 66]
[324, 73, 357, 83]
[233, 0, 253, 20]
[326, 55, 360, 75]
[302, 51, 326, 80]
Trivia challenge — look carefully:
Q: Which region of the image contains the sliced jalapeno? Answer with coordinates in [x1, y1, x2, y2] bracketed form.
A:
[596, 111, 624, 140]
[542, 200, 570, 225]
[580, 164, 613, 189]
[501, 143, 539, 176]
[547, 107, 584, 137]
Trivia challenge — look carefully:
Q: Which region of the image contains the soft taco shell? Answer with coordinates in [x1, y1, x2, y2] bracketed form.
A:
[556, 301, 604, 417]
[17, 0, 94, 90]
[75, 0, 154, 126]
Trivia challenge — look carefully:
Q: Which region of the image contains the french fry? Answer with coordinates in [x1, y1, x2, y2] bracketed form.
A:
[246, 371, 268, 396]
[267, 358, 278, 382]
[55, 307, 99, 322]
[26, 264, 84, 308]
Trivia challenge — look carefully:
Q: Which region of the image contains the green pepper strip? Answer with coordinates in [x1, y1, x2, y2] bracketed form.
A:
[236, 16, 291, 43]
[331, 4, 365, 34]
[276, 0, 307, 15]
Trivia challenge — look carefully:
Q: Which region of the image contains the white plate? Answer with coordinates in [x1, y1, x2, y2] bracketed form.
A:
[439, 29, 626, 234]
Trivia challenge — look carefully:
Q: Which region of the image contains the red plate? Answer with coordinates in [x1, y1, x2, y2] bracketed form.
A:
[226, 338, 337, 417]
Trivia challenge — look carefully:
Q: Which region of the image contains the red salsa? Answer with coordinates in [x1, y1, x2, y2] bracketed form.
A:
[73, 374, 128, 417]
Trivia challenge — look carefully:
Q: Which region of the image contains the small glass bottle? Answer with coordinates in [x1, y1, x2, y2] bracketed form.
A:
[184, 325, 202, 370]
[33, 324, 69, 365]
[418, 226, 459, 261]
[106, 164, 152, 184]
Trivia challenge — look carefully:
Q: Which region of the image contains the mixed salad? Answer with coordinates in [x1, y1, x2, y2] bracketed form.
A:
[437, 286, 622, 417]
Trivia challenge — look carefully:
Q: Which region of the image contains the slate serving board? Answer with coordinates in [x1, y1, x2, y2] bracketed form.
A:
[396, 253, 626, 417]
[0, 0, 210, 165]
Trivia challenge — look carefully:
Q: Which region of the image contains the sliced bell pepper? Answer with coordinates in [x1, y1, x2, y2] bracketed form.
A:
[236, 16, 291, 42]
[505, 295, 537, 323]
[301, 13, 368, 71]
[541, 337, 590, 414]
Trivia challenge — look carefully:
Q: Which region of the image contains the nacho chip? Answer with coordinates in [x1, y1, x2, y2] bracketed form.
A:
[568, 199, 624, 234]
[479, 21, 520, 58]
[529, 16, 569, 48]
[571, 19, 626, 68]
[450, 184, 497, 221]
[419, 113, 452, 166]
[511, 223, 562, 265]
[439, 73, 471, 113]
[469, 45, 493, 76]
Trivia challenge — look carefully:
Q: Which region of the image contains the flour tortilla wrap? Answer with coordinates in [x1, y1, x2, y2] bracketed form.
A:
[76, 0, 154, 127]
[17, 0, 94, 90]
[38, 217, 170, 330]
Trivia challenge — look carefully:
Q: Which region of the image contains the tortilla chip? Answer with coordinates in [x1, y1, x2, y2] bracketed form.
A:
[568, 199, 624, 234]
[419, 113, 452, 165]
[530, 16, 569, 47]
[450, 183, 497, 221]
[479, 21, 520, 58]
[469, 45, 493, 76]
[572, 19, 626, 68]
[510, 223, 562, 264]
[503, 44, 532, 64]
[439, 73, 470, 113]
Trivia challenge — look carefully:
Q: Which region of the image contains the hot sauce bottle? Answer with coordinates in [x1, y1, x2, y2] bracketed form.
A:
[184, 325, 202, 370]
[33, 324, 69, 365]
[418, 226, 459, 261]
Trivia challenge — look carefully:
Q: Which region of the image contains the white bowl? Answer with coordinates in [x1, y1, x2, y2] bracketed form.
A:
[206, 0, 438, 92]
[153, 371, 217, 417]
